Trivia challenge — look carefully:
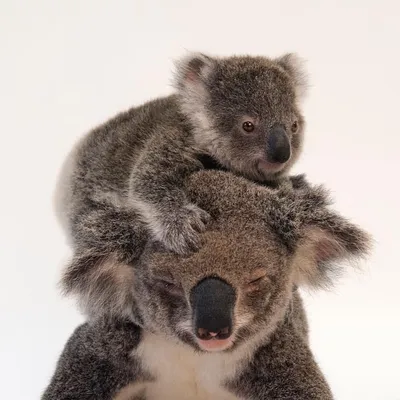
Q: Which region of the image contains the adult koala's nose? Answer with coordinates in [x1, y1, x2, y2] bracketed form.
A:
[267, 124, 291, 164]
[190, 277, 236, 343]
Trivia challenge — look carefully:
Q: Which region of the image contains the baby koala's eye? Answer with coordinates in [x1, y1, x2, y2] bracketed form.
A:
[242, 121, 255, 133]
[291, 120, 299, 133]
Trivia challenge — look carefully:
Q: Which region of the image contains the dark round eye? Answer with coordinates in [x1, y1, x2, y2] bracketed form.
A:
[291, 121, 299, 133]
[242, 121, 255, 133]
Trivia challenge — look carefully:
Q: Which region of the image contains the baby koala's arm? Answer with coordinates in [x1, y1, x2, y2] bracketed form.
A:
[129, 131, 210, 255]
[263, 174, 311, 191]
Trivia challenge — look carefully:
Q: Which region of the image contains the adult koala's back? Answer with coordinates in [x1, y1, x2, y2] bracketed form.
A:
[44, 170, 371, 400]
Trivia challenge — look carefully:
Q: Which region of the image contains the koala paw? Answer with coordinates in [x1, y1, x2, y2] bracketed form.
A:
[155, 204, 211, 255]
[289, 174, 311, 190]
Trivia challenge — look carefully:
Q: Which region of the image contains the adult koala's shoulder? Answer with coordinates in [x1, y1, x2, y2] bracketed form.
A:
[55, 51, 309, 256]
[41, 318, 144, 400]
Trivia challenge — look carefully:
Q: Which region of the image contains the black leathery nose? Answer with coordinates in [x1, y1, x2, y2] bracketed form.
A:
[190, 277, 236, 340]
[267, 124, 291, 163]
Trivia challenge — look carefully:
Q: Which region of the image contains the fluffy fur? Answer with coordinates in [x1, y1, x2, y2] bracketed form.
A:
[43, 170, 371, 399]
[55, 51, 308, 255]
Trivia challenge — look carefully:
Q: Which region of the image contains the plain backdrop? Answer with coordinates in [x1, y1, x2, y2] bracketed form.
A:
[1, 1, 400, 399]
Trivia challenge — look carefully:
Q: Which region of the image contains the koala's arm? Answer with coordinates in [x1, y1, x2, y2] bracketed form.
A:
[69, 202, 148, 263]
[288, 173, 312, 190]
[129, 132, 209, 254]
[232, 322, 333, 400]
[263, 173, 311, 191]
[41, 319, 142, 400]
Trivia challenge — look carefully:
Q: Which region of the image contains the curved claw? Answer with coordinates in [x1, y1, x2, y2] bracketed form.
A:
[154, 204, 211, 255]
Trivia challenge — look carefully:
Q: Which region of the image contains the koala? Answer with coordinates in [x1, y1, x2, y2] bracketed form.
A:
[43, 170, 371, 399]
[55, 51, 308, 255]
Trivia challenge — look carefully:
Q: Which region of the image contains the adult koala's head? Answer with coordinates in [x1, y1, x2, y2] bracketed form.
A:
[63, 171, 371, 353]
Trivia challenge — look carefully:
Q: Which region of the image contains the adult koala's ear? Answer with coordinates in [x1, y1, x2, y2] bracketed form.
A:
[61, 251, 137, 320]
[275, 53, 309, 101]
[293, 210, 372, 289]
[173, 52, 215, 90]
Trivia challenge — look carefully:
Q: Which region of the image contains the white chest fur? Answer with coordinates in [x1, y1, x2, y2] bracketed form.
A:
[128, 332, 251, 400]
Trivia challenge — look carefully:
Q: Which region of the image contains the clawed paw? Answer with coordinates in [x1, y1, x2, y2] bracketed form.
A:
[156, 204, 211, 255]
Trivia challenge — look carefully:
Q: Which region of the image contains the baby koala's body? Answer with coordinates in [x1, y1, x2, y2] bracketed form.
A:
[56, 52, 308, 254]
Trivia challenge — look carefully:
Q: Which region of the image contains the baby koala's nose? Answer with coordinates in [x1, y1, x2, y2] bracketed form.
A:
[197, 326, 231, 340]
[267, 124, 291, 164]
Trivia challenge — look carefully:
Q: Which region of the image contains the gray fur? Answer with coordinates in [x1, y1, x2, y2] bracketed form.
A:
[44, 170, 371, 399]
[55, 52, 308, 255]
[42, 318, 144, 400]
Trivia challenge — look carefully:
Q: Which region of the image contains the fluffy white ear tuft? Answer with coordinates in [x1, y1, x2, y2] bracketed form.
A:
[293, 217, 372, 289]
[173, 52, 214, 90]
[276, 53, 309, 101]
[61, 252, 136, 320]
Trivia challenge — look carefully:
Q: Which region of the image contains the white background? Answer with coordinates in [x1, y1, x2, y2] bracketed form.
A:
[1, 1, 400, 399]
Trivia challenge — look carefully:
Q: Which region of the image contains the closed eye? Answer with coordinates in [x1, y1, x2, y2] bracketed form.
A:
[155, 277, 184, 295]
[156, 277, 177, 287]
[248, 276, 266, 285]
[245, 269, 269, 292]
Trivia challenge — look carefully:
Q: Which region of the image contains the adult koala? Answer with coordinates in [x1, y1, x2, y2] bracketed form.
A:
[43, 171, 371, 399]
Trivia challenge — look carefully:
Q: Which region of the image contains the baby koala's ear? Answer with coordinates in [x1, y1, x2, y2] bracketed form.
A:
[293, 210, 372, 289]
[174, 52, 215, 90]
[275, 53, 309, 101]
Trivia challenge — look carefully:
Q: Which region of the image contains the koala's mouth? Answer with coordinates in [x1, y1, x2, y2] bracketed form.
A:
[257, 159, 287, 174]
[196, 336, 234, 352]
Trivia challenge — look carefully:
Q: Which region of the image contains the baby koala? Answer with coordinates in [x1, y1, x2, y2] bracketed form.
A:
[56, 52, 308, 255]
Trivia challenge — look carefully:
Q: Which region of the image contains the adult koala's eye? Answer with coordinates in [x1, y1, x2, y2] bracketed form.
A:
[242, 121, 255, 133]
[291, 120, 299, 133]
[245, 269, 268, 292]
[155, 277, 183, 295]
[157, 278, 176, 289]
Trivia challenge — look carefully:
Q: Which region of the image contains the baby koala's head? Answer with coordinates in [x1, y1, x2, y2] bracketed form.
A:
[174, 52, 309, 181]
